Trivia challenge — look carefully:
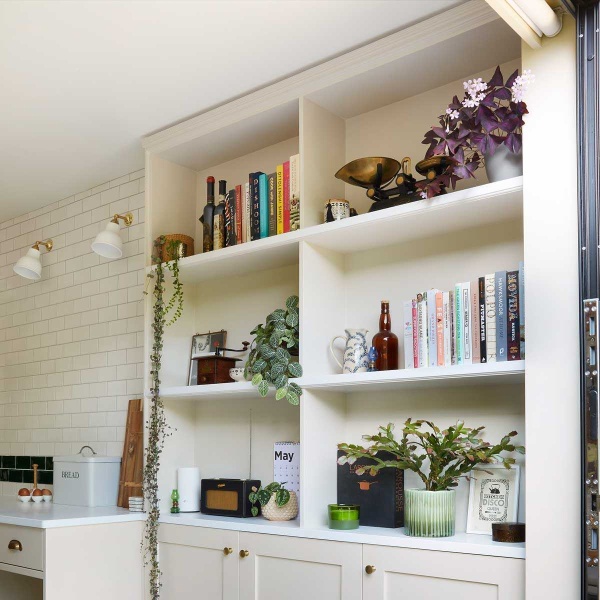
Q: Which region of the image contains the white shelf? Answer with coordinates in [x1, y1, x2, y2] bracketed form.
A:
[155, 361, 524, 402]
[170, 177, 522, 284]
[159, 513, 525, 560]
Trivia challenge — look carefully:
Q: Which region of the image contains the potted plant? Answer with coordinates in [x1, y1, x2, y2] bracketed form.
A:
[249, 482, 299, 521]
[338, 419, 524, 538]
[418, 66, 534, 198]
[244, 295, 303, 405]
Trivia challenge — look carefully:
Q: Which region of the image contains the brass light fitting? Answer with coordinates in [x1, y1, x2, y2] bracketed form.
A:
[110, 213, 134, 227]
[31, 239, 53, 252]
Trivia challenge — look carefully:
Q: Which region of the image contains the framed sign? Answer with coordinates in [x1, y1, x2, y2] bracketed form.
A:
[466, 464, 520, 535]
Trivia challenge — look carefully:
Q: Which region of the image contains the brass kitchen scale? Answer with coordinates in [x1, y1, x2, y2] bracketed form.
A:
[335, 155, 455, 212]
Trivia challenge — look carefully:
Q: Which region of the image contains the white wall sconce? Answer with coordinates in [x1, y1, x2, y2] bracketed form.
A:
[91, 213, 134, 259]
[13, 239, 53, 280]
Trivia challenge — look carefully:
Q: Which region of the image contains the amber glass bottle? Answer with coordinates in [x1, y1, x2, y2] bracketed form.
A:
[372, 300, 398, 371]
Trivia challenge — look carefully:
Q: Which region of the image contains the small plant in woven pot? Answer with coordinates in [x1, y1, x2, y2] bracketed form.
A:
[249, 482, 298, 521]
[245, 295, 303, 405]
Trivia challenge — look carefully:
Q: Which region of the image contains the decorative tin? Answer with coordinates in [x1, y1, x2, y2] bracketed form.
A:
[492, 521, 526, 543]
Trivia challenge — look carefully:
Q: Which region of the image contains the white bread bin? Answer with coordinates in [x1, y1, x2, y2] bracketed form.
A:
[53, 446, 121, 507]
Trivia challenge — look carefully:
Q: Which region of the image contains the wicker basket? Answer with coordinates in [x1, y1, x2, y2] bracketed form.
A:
[261, 491, 299, 521]
[153, 234, 194, 263]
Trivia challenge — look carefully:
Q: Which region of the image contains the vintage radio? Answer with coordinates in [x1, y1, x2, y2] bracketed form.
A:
[200, 478, 260, 517]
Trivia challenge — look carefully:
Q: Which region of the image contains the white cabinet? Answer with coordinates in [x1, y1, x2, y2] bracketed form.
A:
[362, 544, 525, 600]
[158, 524, 239, 599]
[238, 532, 362, 600]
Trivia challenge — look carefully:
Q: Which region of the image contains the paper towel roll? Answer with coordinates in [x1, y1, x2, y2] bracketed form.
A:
[177, 467, 201, 512]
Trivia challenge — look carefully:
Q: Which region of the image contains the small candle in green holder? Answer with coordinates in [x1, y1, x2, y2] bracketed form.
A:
[328, 504, 360, 530]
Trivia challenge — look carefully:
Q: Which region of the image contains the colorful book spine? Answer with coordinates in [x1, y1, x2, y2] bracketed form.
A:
[427, 289, 438, 368]
[283, 161, 291, 233]
[412, 300, 418, 369]
[250, 173, 260, 241]
[450, 289, 456, 365]
[461, 282, 472, 365]
[454, 284, 463, 365]
[403, 301, 414, 369]
[225, 189, 236, 247]
[443, 291, 451, 367]
[244, 182, 251, 244]
[276, 165, 284, 235]
[470, 280, 480, 364]
[258, 173, 268, 239]
[417, 295, 428, 368]
[484, 274, 497, 362]
[478, 277, 487, 363]
[267, 173, 277, 237]
[507, 269, 521, 360]
[495, 271, 507, 361]
[290, 154, 300, 231]
[435, 292, 444, 367]
[519, 261, 525, 359]
[235, 185, 243, 244]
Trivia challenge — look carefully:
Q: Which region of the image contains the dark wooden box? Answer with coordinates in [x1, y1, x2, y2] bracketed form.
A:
[337, 450, 404, 528]
[201, 479, 261, 518]
[194, 356, 239, 385]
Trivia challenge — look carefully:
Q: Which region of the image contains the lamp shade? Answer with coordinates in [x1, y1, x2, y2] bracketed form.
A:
[13, 247, 42, 280]
[91, 221, 123, 259]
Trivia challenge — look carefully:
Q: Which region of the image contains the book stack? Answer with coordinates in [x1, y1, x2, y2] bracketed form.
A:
[402, 262, 525, 368]
[222, 153, 300, 248]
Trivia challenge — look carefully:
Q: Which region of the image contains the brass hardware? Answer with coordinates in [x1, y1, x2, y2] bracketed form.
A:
[110, 212, 134, 227]
[239, 550, 249, 558]
[223, 547, 233, 556]
[365, 565, 376, 575]
[415, 156, 457, 178]
[8, 540, 22, 552]
[32, 239, 53, 252]
[335, 157, 401, 189]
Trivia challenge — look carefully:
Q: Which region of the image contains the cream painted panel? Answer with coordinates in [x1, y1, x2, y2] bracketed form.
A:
[44, 522, 144, 600]
[0, 570, 43, 600]
[239, 532, 362, 600]
[0, 524, 43, 572]
[159, 525, 239, 600]
[362, 544, 524, 600]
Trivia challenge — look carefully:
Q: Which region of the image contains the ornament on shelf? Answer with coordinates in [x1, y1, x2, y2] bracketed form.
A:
[367, 346, 378, 372]
[170, 489, 180, 514]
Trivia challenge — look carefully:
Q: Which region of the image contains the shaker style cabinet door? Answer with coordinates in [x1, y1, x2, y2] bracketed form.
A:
[238, 532, 362, 600]
[158, 524, 239, 600]
[362, 544, 525, 600]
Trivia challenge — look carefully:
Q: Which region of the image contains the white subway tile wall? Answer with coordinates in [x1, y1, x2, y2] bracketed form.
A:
[0, 169, 145, 495]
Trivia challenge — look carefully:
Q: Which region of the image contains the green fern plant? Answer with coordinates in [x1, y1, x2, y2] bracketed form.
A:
[244, 295, 303, 405]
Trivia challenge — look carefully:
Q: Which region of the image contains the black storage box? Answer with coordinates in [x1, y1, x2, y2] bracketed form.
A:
[337, 450, 404, 528]
[201, 478, 261, 518]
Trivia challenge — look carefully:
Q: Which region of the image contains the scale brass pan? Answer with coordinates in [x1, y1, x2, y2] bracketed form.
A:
[415, 156, 457, 180]
[335, 157, 401, 189]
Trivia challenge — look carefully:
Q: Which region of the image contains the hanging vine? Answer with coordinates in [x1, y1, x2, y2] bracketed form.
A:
[142, 238, 184, 600]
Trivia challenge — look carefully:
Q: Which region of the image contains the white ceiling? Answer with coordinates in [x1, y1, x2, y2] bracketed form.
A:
[0, 0, 465, 221]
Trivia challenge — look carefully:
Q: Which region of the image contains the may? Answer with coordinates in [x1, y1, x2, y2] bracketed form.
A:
[275, 451, 294, 463]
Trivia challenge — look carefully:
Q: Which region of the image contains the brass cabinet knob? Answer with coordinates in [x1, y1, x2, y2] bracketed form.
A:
[8, 540, 22, 552]
[239, 549, 249, 558]
[223, 547, 233, 556]
[365, 565, 376, 575]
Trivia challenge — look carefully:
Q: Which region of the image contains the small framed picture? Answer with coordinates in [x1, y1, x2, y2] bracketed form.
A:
[466, 464, 520, 535]
[188, 330, 227, 386]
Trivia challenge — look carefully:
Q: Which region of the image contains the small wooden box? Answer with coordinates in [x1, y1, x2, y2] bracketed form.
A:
[193, 356, 240, 385]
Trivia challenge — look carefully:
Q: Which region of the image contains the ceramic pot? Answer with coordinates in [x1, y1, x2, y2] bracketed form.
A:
[261, 491, 299, 521]
[229, 367, 246, 382]
[330, 329, 369, 374]
[405, 489, 456, 538]
[325, 199, 350, 223]
[484, 146, 523, 183]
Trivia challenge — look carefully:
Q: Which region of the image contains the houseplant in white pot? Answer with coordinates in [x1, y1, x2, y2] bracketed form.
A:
[417, 66, 534, 197]
[249, 482, 298, 521]
[338, 420, 524, 538]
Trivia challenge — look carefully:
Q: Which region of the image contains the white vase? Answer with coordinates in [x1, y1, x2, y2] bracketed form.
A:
[484, 145, 523, 183]
[261, 491, 299, 521]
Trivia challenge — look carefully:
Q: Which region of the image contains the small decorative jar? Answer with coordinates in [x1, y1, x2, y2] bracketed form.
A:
[261, 491, 299, 521]
[324, 199, 350, 223]
[328, 503, 360, 530]
[404, 489, 456, 537]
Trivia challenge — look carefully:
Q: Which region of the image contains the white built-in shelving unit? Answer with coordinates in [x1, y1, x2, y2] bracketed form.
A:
[141, 4, 582, 593]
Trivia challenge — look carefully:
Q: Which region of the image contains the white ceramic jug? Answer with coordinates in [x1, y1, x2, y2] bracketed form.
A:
[330, 329, 369, 374]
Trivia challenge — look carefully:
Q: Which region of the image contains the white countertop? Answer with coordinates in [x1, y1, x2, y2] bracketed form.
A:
[0, 497, 146, 529]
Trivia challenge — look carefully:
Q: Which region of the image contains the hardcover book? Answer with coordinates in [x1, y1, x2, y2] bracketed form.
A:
[244, 182, 251, 243]
[250, 173, 261, 241]
[471, 280, 481, 364]
[479, 277, 487, 363]
[450, 289, 456, 365]
[461, 282, 472, 365]
[225, 189, 236, 247]
[495, 271, 507, 362]
[417, 295, 428, 368]
[484, 274, 497, 362]
[411, 299, 418, 369]
[337, 450, 404, 528]
[436, 291, 444, 367]
[507, 269, 520, 360]
[276, 165, 284, 235]
[267, 173, 277, 237]
[443, 291, 451, 367]
[290, 154, 300, 231]
[454, 284, 463, 365]
[235, 185, 243, 244]
[283, 160, 291, 233]
[403, 300, 414, 369]
[519, 261, 525, 359]
[427, 289, 439, 368]
[258, 173, 268, 239]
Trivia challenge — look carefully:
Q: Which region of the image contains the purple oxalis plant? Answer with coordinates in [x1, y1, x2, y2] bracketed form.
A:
[417, 66, 534, 199]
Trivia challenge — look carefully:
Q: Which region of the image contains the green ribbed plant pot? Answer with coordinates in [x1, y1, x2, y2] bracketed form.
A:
[405, 489, 456, 538]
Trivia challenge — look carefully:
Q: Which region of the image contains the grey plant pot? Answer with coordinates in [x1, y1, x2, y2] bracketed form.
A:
[484, 145, 523, 183]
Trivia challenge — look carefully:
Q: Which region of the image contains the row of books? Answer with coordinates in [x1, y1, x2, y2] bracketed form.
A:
[402, 262, 525, 368]
[223, 154, 300, 247]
